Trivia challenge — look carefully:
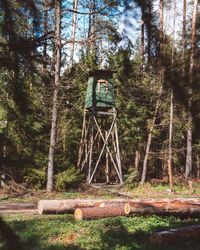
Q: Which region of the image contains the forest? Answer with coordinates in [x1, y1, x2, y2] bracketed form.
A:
[0, 0, 200, 192]
[1, 1, 200, 250]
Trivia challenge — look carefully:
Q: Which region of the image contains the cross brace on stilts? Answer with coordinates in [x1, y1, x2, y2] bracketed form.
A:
[77, 108, 123, 185]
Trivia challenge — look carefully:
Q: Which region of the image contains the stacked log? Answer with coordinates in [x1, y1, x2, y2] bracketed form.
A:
[74, 203, 130, 221]
[38, 198, 200, 217]
[38, 199, 103, 214]
[38, 198, 132, 214]
[129, 198, 200, 216]
[150, 224, 200, 246]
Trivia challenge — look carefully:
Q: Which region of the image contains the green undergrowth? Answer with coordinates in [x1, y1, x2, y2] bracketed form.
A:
[1, 214, 200, 250]
[124, 182, 200, 198]
[0, 190, 109, 203]
[1, 181, 200, 203]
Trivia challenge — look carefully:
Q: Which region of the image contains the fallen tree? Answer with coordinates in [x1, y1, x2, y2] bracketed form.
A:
[129, 198, 200, 216]
[38, 199, 132, 214]
[38, 199, 103, 214]
[38, 198, 200, 216]
[150, 224, 200, 246]
[74, 203, 130, 220]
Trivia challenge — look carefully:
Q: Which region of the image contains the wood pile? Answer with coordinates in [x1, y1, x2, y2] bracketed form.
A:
[128, 198, 200, 216]
[74, 204, 130, 221]
[38, 198, 200, 219]
[38, 199, 103, 214]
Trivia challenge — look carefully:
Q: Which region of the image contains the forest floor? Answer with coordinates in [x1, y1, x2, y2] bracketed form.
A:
[1, 181, 200, 249]
[1, 212, 200, 250]
[1, 177, 200, 203]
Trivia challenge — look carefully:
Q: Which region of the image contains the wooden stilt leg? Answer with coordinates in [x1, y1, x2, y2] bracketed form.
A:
[105, 130, 109, 183]
[88, 120, 94, 183]
[93, 115, 123, 184]
[79, 109, 122, 185]
[77, 110, 86, 168]
[80, 115, 90, 171]
[114, 120, 123, 183]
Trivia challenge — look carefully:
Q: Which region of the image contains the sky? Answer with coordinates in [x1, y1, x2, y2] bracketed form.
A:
[60, 0, 193, 69]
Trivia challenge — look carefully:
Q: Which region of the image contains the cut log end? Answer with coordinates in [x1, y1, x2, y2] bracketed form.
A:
[38, 200, 44, 215]
[124, 203, 130, 214]
[74, 208, 83, 221]
[74, 203, 130, 221]
[38, 198, 200, 216]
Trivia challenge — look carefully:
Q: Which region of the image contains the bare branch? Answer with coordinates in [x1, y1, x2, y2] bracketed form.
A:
[62, 1, 115, 15]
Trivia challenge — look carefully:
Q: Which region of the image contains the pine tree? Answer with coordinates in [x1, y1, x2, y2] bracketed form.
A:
[47, 0, 62, 192]
[185, 0, 198, 179]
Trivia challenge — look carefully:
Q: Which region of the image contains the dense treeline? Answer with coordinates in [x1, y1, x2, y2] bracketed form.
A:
[0, 0, 200, 191]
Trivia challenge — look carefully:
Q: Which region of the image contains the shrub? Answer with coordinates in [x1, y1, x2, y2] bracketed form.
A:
[55, 166, 83, 191]
[24, 167, 46, 189]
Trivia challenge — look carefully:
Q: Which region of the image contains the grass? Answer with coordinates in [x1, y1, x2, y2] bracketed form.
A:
[124, 181, 200, 198]
[1, 214, 200, 250]
[1, 180, 200, 203]
[0, 188, 116, 203]
[1, 183, 200, 249]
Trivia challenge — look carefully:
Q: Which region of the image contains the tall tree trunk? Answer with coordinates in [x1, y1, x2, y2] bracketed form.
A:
[168, 0, 177, 191]
[168, 88, 173, 190]
[135, 150, 140, 174]
[47, 0, 61, 192]
[90, 0, 96, 66]
[185, 0, 198, 179]
[1, 120, 8, 188]
[140, 85, 163, 185]
[140, 0, 164, 185]
[146, 0, 152, 65]
[141, 1, 145, 69]
[182, 0, 187, 69]
[159, 0, 163, 59]
[70, 0, 78, 66]
[86, 0, 96, 66]
[197, 156, 200, 178]
[43, 0, 48, 74]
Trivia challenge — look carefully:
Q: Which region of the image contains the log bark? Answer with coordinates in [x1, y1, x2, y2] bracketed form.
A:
[150, 224, 200, 246]
[100, 198, 200, 216]
[38, 198, 200, 216]
[38, 199, 103, 214]
[38, 199, 133, 214]
[74, 204, 130, 221]
[129, 199, 200, 216]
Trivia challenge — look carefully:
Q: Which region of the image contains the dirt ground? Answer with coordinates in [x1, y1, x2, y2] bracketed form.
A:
[0, 201, 38, 215]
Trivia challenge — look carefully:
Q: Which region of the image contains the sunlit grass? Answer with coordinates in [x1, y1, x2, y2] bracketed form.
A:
[2, 214, 200, 250]
[1, 181, 200, 204]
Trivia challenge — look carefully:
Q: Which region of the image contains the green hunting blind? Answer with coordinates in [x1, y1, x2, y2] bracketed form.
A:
[77, 70, 123, 186]
[85, 70, 115, 110]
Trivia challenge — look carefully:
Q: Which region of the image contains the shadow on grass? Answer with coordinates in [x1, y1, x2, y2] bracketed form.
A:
[0, 216, 25, 250]
[2, 215, 200, 250]
[1, 215, 83, 250]
[99, 217, 200, 250]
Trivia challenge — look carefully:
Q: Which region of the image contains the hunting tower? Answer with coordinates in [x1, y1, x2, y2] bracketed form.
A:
[77, 70, 123, 185]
